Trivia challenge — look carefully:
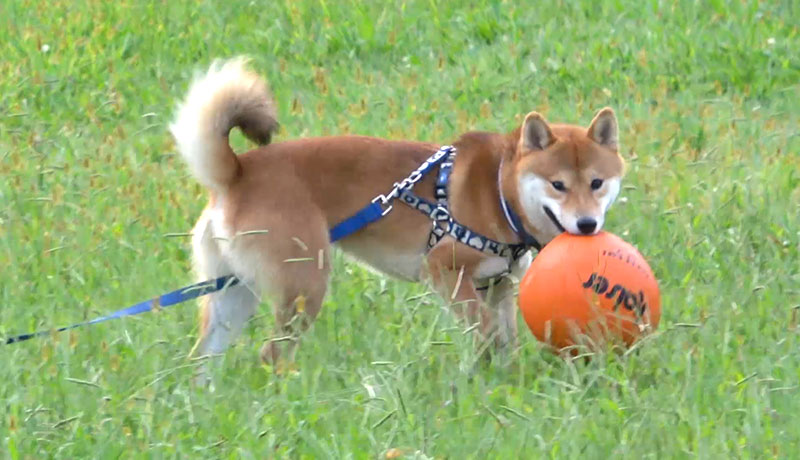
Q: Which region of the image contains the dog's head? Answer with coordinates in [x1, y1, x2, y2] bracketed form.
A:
[511, 108, 625, 243]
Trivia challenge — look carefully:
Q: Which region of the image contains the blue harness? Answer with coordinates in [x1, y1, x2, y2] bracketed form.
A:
[4, 145, 539, 344]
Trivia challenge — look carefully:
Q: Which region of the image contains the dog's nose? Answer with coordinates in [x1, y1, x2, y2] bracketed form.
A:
[576, 217, 597, 234]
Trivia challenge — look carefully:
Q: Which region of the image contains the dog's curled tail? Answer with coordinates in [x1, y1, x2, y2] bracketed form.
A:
[170, 58, 278, 190]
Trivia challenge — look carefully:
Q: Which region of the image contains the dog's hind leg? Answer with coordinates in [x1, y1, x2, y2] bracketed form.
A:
[258, 264, 329, 368]
[210, 198, 332, 369]
[193, 285, 260, 357]
[256, 222, 331, 369]
[190, 209, 260, 359]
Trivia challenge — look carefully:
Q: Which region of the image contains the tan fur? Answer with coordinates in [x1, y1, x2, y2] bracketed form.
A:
[171, 59, 625, 370]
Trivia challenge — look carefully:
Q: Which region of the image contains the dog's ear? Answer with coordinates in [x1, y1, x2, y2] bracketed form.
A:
[588, 107, 618, 149]
[520, 111, 554, 151]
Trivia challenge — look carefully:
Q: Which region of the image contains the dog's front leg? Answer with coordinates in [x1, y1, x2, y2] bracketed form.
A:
[477, 276, 519, 354]
[426, 244, 498, 354]
[435, 266, 487, 330]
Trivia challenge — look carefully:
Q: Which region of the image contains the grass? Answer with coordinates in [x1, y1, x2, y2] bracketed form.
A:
[1, 0, 798, 457]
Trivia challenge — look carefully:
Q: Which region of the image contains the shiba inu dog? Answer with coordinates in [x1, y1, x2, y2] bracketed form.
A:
[170, 58, 624, 367]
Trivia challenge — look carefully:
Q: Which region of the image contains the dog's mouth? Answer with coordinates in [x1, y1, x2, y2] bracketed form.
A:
[543, 206, 566, 233]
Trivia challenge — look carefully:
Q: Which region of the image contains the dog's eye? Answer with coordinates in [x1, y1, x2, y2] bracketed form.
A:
[551, 181, 566, 192]
[591, 179, 604, 190]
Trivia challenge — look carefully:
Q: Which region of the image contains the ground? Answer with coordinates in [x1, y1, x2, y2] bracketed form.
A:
[1, 0, 798, 457]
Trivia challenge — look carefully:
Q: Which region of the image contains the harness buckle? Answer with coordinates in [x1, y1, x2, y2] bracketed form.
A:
[371, 195, 393, 216]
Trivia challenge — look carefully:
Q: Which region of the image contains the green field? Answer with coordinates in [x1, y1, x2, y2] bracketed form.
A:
[2, 0, 799, 457]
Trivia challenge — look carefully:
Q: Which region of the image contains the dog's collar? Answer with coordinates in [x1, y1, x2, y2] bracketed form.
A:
[498, 159, 542, 251]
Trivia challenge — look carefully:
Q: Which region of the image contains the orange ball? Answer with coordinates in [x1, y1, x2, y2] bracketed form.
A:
[518, 232, 661, 351]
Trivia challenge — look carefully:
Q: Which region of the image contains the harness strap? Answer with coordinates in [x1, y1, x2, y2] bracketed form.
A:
[435, 153, 455, 205]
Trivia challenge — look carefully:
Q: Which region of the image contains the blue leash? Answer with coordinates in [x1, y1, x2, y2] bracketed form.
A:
[4, 276, 239, 345]
[3, 146, 452, 345]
